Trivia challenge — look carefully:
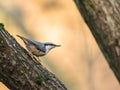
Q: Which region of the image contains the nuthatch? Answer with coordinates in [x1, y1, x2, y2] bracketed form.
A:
[17, 35, 61, 57]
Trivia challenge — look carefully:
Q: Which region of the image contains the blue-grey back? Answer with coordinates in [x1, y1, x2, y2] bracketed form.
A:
[28, 39, 46, 52]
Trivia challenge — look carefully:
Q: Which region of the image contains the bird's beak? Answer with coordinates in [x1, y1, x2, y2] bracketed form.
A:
[55, 45, 61, 47]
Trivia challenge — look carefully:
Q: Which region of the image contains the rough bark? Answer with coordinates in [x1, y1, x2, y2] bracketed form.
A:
[0, 23, 67, 90]
[74, 0, 120, 82]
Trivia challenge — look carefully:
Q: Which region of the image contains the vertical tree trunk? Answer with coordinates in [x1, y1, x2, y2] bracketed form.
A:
[74, 0, 120, 82]
[0, 23, 67, 90]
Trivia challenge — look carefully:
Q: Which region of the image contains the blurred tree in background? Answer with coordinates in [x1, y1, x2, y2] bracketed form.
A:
[74, 0, 120, 83]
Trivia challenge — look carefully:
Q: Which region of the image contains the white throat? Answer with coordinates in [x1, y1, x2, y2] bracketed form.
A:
[45, 45, 54, 53]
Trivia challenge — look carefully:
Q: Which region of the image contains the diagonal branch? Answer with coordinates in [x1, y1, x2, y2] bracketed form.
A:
[0, 23, 67, 90]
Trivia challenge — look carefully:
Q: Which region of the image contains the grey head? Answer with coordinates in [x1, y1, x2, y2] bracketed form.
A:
[29, 40, 61, 54]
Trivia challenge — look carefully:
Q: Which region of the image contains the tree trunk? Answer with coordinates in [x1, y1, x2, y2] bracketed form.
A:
[74, 0, 120, 82]
[0, 23, 67, 90]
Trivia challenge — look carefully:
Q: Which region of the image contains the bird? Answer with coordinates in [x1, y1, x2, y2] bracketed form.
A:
[17, 35, 61, 57]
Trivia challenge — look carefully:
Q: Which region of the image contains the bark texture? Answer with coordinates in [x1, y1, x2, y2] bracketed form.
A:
[0, 23, 67, 90]
[74, 0, 120, 82]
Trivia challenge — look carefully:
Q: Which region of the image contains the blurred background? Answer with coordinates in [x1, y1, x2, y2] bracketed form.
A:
[0, 0, 120, 90]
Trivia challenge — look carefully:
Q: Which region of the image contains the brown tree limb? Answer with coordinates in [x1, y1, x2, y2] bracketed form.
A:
[74, 0, 120, 82]
[0, 23, 67, 90]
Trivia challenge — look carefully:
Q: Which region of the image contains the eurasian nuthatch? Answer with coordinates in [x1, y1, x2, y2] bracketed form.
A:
[17, 35, 61, 57]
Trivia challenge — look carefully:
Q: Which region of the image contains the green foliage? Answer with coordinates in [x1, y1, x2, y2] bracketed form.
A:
[45, 76, 51, 81]
[36, 74, 51, 85]
[36, 75, 44, 85]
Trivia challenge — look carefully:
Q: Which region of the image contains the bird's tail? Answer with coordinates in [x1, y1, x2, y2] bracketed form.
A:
[17, 35, 30, 45]
[16, 35, 26, 40]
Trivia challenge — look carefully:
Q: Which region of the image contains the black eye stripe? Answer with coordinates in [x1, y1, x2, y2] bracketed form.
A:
[45, 44, 54, 46]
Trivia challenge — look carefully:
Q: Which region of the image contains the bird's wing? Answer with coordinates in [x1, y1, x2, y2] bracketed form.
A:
[31, 41, 46, 52]
[17, 35, 45, 52]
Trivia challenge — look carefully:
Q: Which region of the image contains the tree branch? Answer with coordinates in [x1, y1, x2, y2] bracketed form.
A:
[0, 23, 67, 90]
